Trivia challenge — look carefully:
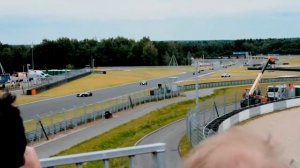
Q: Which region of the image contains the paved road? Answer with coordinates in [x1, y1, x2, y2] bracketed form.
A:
[135, 119, 186, 168]
[18, 65, 228, 121]
[35, 89, 214, 159]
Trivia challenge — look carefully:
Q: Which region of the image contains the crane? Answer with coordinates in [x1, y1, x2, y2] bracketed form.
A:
[0, 62, 11, 88]
[240, 56, 275, 108]
[0, 62, 5, 74]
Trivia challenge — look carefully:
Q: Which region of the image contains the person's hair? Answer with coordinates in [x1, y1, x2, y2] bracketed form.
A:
[0, 90, 27, 167]
[183, 127, 287, 168]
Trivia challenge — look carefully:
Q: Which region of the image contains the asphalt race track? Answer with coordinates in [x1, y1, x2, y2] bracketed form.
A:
[19, 65, 227, 121]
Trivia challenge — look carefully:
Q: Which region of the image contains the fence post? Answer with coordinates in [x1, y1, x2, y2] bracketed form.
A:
[153, 151, 166, 168]
[235, 92, 238, 110]
[128, 96, 134, 109]
[35, 115, 41, 141]
[73, 105, 78, 128]
[84, 104, 87, 124]
[93, 104, 96, 121]
[62, 108, 67, 133]
[50, 111, 54, 136]
[223, 92, 226, 115]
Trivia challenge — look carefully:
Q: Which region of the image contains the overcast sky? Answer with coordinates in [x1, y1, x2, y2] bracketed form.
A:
[1, 0, 300, 44]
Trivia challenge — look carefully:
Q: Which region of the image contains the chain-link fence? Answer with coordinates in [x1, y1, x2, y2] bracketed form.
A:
[186, 84, 300, 148]
[20, 68, 91, 94]
[23, 75, 300, 144]
[24, 89, 182, 143]
[186, 91, 241, 147]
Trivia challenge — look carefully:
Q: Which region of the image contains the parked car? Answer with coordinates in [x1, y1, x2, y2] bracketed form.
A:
[140, 80, 148, 85]
[221, 73, 231, 78]
[76, 91, 93, 97]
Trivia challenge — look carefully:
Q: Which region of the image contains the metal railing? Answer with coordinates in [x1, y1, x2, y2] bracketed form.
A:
[40, 143, 166, 168]
[185, 94, 239, 147]
[25, 90, 181, 143]
[21, 68, 92, 94]
[181, 76, 300, 91]
[186, 84, 300, 148]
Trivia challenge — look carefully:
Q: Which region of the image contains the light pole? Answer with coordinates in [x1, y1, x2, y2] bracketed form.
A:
[195, 60, 199, 107]
[27, 64, 30, 72]
[27, 64, 30, 88]
[31, 42, 34, 70]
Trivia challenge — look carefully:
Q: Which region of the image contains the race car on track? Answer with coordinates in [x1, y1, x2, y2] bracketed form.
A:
[76, 91, 93, 97]
[221, 73, 231, 78]
[140, 80, 148, 85]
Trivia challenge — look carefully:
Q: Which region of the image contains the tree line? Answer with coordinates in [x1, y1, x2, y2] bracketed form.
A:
[0, 37, 300, 73]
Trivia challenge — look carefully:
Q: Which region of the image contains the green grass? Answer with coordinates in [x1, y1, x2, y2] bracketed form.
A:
[285, 57, 300, 65]
[23, 90, 148, 132]
[180, 65, 300, 85]
[52, 86, 242, 168]
[179, 135, 189, 157]
[55, 99, 195, 168]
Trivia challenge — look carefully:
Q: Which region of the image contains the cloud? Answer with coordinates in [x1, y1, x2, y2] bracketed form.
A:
[1, 0, 300, 20]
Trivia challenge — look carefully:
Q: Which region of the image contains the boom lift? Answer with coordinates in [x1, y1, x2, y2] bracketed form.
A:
[240, 56, 275, 108]
[0, 62, 11, 88]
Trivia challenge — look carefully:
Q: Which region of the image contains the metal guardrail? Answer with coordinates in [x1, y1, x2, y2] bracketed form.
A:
[203, 97, 297, 138]
[182, 76, 300, 91]
[25, 91, 181, 142]
[40, 143, 166, 168]
[185, 76, 300, 147]
[186, 91, 300, 148]
[20, 68, 92, 95]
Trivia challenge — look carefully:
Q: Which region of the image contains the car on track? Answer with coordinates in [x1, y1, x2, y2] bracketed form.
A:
[140, 80, 148, 85]
[221, 73, 231, 78]
[76, 91, 93, 97]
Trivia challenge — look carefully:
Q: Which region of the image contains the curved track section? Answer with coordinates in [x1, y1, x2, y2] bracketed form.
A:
[135, 120, 186, 168]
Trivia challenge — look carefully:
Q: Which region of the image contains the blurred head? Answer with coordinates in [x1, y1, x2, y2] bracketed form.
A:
[184, 127, 288, 168]
[0, 90, 27, 167]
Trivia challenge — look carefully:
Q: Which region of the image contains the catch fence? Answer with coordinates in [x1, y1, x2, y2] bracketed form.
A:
[25, 89, 181, 143]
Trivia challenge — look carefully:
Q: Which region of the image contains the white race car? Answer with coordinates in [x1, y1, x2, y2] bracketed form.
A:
[221, 73, 231, 78]
[140, 81, 148, 85]
[76, 91, 93, 97]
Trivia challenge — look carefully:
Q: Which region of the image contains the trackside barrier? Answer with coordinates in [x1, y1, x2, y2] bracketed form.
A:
[214, 97, 300, 133]
[24, 68, 92, 95]
[25, 76, 300, 142]
[25, 91, 181, 142]
[181, 76, 300, 91]
[40, 143, 166, 168]
[185, 76, 300, 148]
[200, 97, 300, 146]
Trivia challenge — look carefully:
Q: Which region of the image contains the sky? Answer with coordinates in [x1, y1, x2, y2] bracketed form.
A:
[1, 0, 300, 44]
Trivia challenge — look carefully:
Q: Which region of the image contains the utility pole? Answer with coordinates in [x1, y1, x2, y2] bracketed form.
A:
[31, 42, 34, 70]
[195, 59, 199, 107]
[187, 51, 191, 65]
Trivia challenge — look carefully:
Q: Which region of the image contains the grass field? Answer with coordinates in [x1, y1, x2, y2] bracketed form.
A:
[180, 65, 300, 85]
[53, 86, 265, 167]
[22, 62, 300, 166]
[285, 57, 300, 65]
[15, 62, 300, 105]
[21, 64, 300, 131]
[14, 67, 194, 105]
[54, 88, 231, 168]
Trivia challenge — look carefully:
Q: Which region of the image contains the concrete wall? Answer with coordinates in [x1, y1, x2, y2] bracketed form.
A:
[218, 98, 300, 132]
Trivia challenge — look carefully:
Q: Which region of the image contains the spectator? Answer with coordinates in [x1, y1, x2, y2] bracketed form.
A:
[183, 127, 288, 168]
[0, 90, 41, 168]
